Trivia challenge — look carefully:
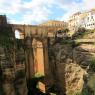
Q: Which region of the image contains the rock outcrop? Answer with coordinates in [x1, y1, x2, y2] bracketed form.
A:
[0, 43, 28, 95]
[48, 34, 95, 95]
[65, 63, 87, 95]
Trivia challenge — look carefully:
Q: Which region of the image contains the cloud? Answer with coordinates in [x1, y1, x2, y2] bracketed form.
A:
[20, 0, 54, 24]
[82, 0, 95, 10]
[57, 0, 95, 21]
[0, 0, 95, 24]
[0, 0, 22, 14]
[0, 0, 55, 24]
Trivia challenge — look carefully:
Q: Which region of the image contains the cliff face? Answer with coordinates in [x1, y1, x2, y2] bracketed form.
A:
[48, 31, 95, 95]
[73, 43, 95, 95]
[49, 44, 73, 95]
[1, 22, 95, 95]
[15, 47, 28, 95]
[65, 63, 87, 95]
[0, 46, 28, 95]
[48, 43, 87, 95]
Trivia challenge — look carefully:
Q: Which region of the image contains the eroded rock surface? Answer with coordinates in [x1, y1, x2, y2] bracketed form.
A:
[48, 37, 95, 95]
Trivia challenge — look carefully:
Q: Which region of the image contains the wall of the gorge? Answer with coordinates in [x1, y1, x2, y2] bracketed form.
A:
[48, 33, 95, 95]
[0, 45, 28, 95]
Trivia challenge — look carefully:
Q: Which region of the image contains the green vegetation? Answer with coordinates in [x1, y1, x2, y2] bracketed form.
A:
[88, 74, 95, 94]
[62, 28, 69, 33]
[90, 56, 95, 72]
[72, 27, 87, 39]
[75, 92, 81, 95]
[27, 76, 46, 95]
[27, 76, 59, 95]
[72, 28, 95, 40]
[60, 39, 72, 44]
[35, 73, 44, 78]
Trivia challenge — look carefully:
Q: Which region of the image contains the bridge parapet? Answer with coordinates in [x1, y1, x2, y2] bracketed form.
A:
[10, 24, 64, 39]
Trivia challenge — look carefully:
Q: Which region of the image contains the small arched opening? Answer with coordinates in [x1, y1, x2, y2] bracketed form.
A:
[15, 29, 24, 39]
[14, 29, 25, 70]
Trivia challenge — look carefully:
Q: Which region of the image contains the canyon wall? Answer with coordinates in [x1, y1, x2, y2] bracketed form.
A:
[48, 30, 95, 95]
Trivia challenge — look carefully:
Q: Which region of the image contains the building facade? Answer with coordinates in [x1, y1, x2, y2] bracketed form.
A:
[83, 9, 95, 29]
[39, 20, 67, 28]
[68, 9, 95, 32]
[68, 12, 81, 32]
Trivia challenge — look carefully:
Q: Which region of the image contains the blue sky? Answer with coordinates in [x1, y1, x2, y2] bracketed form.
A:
[0, 0, 95, 25]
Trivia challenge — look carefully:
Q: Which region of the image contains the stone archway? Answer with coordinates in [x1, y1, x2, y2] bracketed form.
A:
[14, 29, 24, 39]
[32, 38, 46, 93]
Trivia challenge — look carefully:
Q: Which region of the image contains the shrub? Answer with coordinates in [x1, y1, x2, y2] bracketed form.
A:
[72, 27, 87, 39]
[90, 56, 95, 72]
[75, 92, 81, 95]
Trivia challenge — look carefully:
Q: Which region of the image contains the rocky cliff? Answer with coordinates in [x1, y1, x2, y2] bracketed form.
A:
[0, 22, 95, 95]
[48, 29, 95, 95]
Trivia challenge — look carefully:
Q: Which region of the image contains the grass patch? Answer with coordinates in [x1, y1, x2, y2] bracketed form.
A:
[35, 73, 44, 78]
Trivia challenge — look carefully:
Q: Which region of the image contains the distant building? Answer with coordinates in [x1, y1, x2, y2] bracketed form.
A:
[82, 9, 95, 29]
[39, 20, 67, 28]
[68, 9, 95, 32]
[68, 12, 81, 32]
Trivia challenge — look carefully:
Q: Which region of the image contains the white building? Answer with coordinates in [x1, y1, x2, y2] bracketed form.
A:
[83, 9, 95, 29]
[68, 9, 95, 32]
[68, 12, 82, 35]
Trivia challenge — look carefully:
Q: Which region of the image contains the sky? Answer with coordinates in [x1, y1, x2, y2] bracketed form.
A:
[0, 0, 95, 25]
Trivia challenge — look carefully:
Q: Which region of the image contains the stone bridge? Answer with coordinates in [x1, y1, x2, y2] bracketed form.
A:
[10, 24, 65, 91]
[11, 24, 95, 91]
[11, 24, 64, 38]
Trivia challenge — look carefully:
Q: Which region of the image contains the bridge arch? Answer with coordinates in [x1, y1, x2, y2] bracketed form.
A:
[14, 28, 24, 39]
[32, 38, 45, 76]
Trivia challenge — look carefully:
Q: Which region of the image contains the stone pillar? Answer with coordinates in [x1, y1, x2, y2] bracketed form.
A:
[43, 38, 52, 92]
[32, 39, 45, 76]
[25, 36, 34, 79]
[28, 48, 35, 79]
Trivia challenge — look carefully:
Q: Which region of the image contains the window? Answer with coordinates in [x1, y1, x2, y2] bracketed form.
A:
[88, 17, 89, 20]
[91, 16, 93, 19]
